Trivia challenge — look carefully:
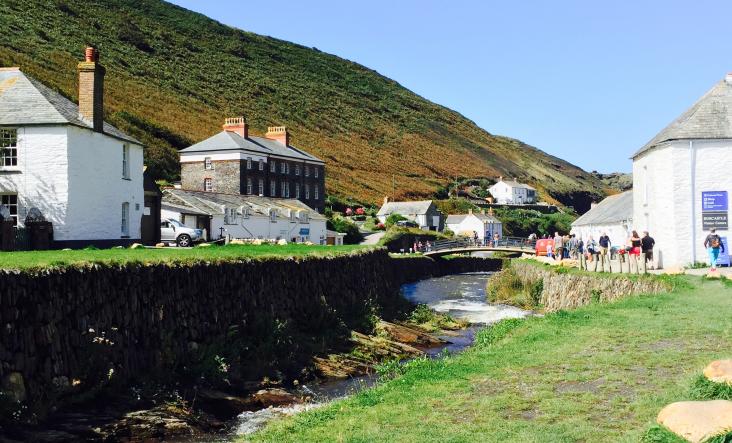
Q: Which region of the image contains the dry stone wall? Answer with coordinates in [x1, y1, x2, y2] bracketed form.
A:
[0, 251, 501, 412]
[510, 261, 670, 312]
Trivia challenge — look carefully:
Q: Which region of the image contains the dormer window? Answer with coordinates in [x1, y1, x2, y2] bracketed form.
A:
[300, 211, 309, 223]
[0, 128, 18, 168]
[204, 157, 213, 170]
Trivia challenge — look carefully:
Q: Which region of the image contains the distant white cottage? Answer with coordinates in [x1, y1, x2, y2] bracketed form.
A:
[488, 177, 537, 204]
[445, 209, 503, 241]
[376, 199, 444, 231]
[0, 47, 144, 247]
[632, 73, 732, 268]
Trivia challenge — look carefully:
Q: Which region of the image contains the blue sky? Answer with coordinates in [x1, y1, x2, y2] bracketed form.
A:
[170, 0, 732, 173]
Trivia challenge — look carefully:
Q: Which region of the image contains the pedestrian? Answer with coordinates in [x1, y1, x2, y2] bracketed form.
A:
[586, 236, 598, 262]
[568, 234, 579, 259]
[641, 231, 656, 270]
[546, 241, 553, 259]
[599, 232, 611, 257]
[553, 232, 564, 261]
[629, 231, 642, 256]
[418, 240, 424, 252]
[426, 240, 432, 252]
[704, 228, 725, 271]
[493, 232, 500, 246]
[473, 231, 479, 246]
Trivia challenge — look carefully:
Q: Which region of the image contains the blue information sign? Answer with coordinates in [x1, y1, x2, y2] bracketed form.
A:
[299, 228, 310, 235]
[718, 237, 731, 267]
[702, 191, 728, 211]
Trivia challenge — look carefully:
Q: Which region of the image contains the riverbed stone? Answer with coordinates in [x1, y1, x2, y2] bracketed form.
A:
[252, 388, 299, 408]
[2, 371, 26, 402]
[703, 360, 732, 384]
[197, 389, 252, 419]
[657, 400, 732, 443]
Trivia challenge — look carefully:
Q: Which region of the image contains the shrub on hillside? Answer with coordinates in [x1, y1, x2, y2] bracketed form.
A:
[385, 213, 407, 227]
[327, 218, 363, 244]
[378, 227, 450, 252]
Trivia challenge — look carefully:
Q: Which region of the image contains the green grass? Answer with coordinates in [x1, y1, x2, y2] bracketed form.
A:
[0, 244, 370, 270]
[250, 276, 732, 442]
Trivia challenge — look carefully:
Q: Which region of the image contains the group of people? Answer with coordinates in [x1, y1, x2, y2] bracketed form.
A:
[544, 230, 657, 269]
[412, 240, 433, 253]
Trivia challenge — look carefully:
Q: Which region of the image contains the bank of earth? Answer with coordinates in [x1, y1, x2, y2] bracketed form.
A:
[251, 273, 732, 442]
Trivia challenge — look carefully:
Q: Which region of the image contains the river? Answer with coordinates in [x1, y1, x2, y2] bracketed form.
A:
[220, 272, 529, 440]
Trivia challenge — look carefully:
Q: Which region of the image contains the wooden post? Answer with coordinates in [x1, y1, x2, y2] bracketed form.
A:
[641, 252, 648, 274]
[592, 255, 599, 272]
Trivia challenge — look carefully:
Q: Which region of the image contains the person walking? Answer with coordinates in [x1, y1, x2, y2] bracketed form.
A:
[587, 236, 598, 262]
[629, 231, 642, 256]
[598, 232, 611, 270]
[704, 228, 725, 271]
[641, 231, 656, 270]
[553, 232, 564, 261]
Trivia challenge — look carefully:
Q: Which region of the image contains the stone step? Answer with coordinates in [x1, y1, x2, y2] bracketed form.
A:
[657, 400, 732, 443]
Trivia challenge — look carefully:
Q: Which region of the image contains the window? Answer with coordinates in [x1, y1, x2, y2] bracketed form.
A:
[300, 211, 309, 223]
[258, 179, 264, 195]
[270, 180, 276, 197]
[305, 184, 310, 200]
[204, 157, 213, 170]
[246, 178, 252, 195]
[242, 207, 250, 218]
[247, 157, 252, 169]
[305, 165, 310, 177]
[224, 207, 236, 224]
[285, 182, 290, 198]
[290, 210, 296, 223]
[1, 194, 18, 225]
[314, 185, 319, 200]
[121, 202, 130, 236]
[286, 163, 290, 174]
[281, 181, 287, 197]
[314, 167, 319, 178]
[204, 178, 213, 192]
[295, 183, 300, 199]
[270, 160, 276, 173]
[295, 164, 301, 176]
[281, 161, 286, 174]
[259, 159, 264, 171]
[0, 129, 18, 167]
[269, 209, 277, 222]
[122, 144, 130, 178]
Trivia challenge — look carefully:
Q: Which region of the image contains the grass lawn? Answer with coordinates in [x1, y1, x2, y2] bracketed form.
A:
[0, 244, 370, 270]
[251, 276, 732, 442]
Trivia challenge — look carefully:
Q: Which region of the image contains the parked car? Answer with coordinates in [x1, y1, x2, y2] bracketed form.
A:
[160, 218, 204, 247]
[396, 220, 419, 228]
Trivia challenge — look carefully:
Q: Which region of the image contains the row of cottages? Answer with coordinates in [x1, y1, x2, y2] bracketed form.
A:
[376, 199, 444, 231]
[161, 189, 326, 244]
[488, 178, 537, 205]
[576, 73, 732, 268]
[445, 209, 503, 241]
[0, 48, 150, 247]
[570, 191, 633, 248]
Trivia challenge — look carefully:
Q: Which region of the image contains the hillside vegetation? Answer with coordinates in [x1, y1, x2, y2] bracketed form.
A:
[0, 0, 606, 211]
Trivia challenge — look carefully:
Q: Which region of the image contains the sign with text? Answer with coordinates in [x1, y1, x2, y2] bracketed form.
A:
[703, 211, 729, 230]
[702, 191, 728, 211]
[299, 228, 310, 235]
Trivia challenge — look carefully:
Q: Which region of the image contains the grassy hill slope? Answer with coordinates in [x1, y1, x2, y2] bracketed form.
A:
[0, 0, 607, 211]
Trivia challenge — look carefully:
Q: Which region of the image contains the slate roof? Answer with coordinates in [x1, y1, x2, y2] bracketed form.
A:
[0, 68, 140, 144]
[446, 213, 501, 224]
[162, 188, 325, 219]
[180, 130, 323, 163]
[492, 179, 535, 190]
[377, 200, 435, 217]
[633, 76, 732, 158]
[572, 191, 633, 226]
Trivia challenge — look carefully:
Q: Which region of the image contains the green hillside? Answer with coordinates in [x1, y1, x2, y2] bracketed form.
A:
[0, 0, 607, 211]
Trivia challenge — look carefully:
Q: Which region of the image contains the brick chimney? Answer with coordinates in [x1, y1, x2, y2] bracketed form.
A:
[77, 46, 105, 132]
[223, 116, 248, 138]
[383, 196, 389, 206]
[265, 126, 289, 145]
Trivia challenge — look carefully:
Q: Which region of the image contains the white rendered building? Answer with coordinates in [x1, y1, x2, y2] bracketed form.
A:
[445, 210, 503, 240]
[571, 191, 633, 251]
[488, 178, 537, 205]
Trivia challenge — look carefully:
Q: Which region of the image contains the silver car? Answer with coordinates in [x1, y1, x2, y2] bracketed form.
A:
[160, 218, 204, 247]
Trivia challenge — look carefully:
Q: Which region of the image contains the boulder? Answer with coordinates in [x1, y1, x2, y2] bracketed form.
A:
[707, 269, 722, 279]
[252, 388, 299, 408]
[196, 243, 212, 248]
[2, 372, 26, 402]
[664, 266, 685, 275]
[277, 239, 288, 245]
[130, 243, 144, 249]
[704, 360, 732, 384]
[657, 400, 732, 443]
[197, 389, 252, 419]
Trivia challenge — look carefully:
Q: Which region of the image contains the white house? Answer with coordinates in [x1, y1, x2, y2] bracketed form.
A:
[161, 188, 327, 244]
[445, 210, 503, 241]
[571, 191, 633, 250]
[632, 73, 732, 268]
[0, 47, 144, 247]
[488, 178, 537, 204]
[376, 199, 444, 231]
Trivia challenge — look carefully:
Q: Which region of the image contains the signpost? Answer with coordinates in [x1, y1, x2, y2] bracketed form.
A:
[702, 191, 729, 230]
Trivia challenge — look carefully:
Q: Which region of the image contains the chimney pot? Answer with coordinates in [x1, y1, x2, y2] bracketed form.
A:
[78, 46, 105, 132]
[223, 116, 248, 138]
[265, 126, 289, 145]
[383, 196, 389, 205]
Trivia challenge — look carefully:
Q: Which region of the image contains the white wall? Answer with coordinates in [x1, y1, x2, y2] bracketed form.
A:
[66, 126, 144, 241]
[633, 140, 732, 268]
[447, 215, 503, 240]
[571, 222, 632, 251]
[0, 126, 69, 230]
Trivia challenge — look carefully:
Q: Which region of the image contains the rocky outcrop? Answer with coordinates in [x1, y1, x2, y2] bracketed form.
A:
[657, 400, 732, 443]
[504, 261, 670, 312]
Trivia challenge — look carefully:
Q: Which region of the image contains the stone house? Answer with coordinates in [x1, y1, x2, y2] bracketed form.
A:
[161, 188, 327, 244]
[179, 118, 325, 212]
[376, 199, 444, 231]
[0, 47, 144, 247]
[446, 210, 503, 241]
[632, 73, 732, 268]
[488, 178, 537, 204]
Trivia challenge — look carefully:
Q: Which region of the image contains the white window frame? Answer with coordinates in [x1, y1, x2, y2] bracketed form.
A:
[246, 178, 252, 195]
[295, 183, 300, 199]
[259, 159, 264, 171]
[305, 184, 310, 200]
[258, 179, 264, 195]
[290, 210, 296, 223]
[281, 181, 287, 197]
[305, 165, 310, 177]
[300, 211, 309, 223]
[314, 185, 319, 200]
[0, 128, 18, 168]
[204, 157, 213, 170]
[121, 202, 130, 236]
[247, 157, 252, 169]
[269, 209, 277, 223]
[281, 161, 286, 174]
[122, 144, 130, 179]
[224, 207, 236, 225]
[242, 207, 250, 219]
[270, 180, 276, 197]
[204, 178, 213, 192]
[314, 166, 319, 178]
[0, 193, 18, 226]
[270, 160, 276, 173]
[295, 164, 301, 176]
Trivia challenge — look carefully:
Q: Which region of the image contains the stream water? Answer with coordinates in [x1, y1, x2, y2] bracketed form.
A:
[220, 272, 529, 440]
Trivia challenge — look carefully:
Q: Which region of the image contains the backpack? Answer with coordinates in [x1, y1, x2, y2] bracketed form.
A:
[711, 235, 721, 248]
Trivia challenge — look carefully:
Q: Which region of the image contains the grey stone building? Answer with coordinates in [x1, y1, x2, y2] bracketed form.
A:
[179, 117, 325, 212]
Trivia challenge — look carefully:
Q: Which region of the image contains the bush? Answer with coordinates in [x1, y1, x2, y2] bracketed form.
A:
[385, 213, 407, 227]
[486, 267, 543, 309]
[378, 227, 450, 252]
[327, 218, 364, 244]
